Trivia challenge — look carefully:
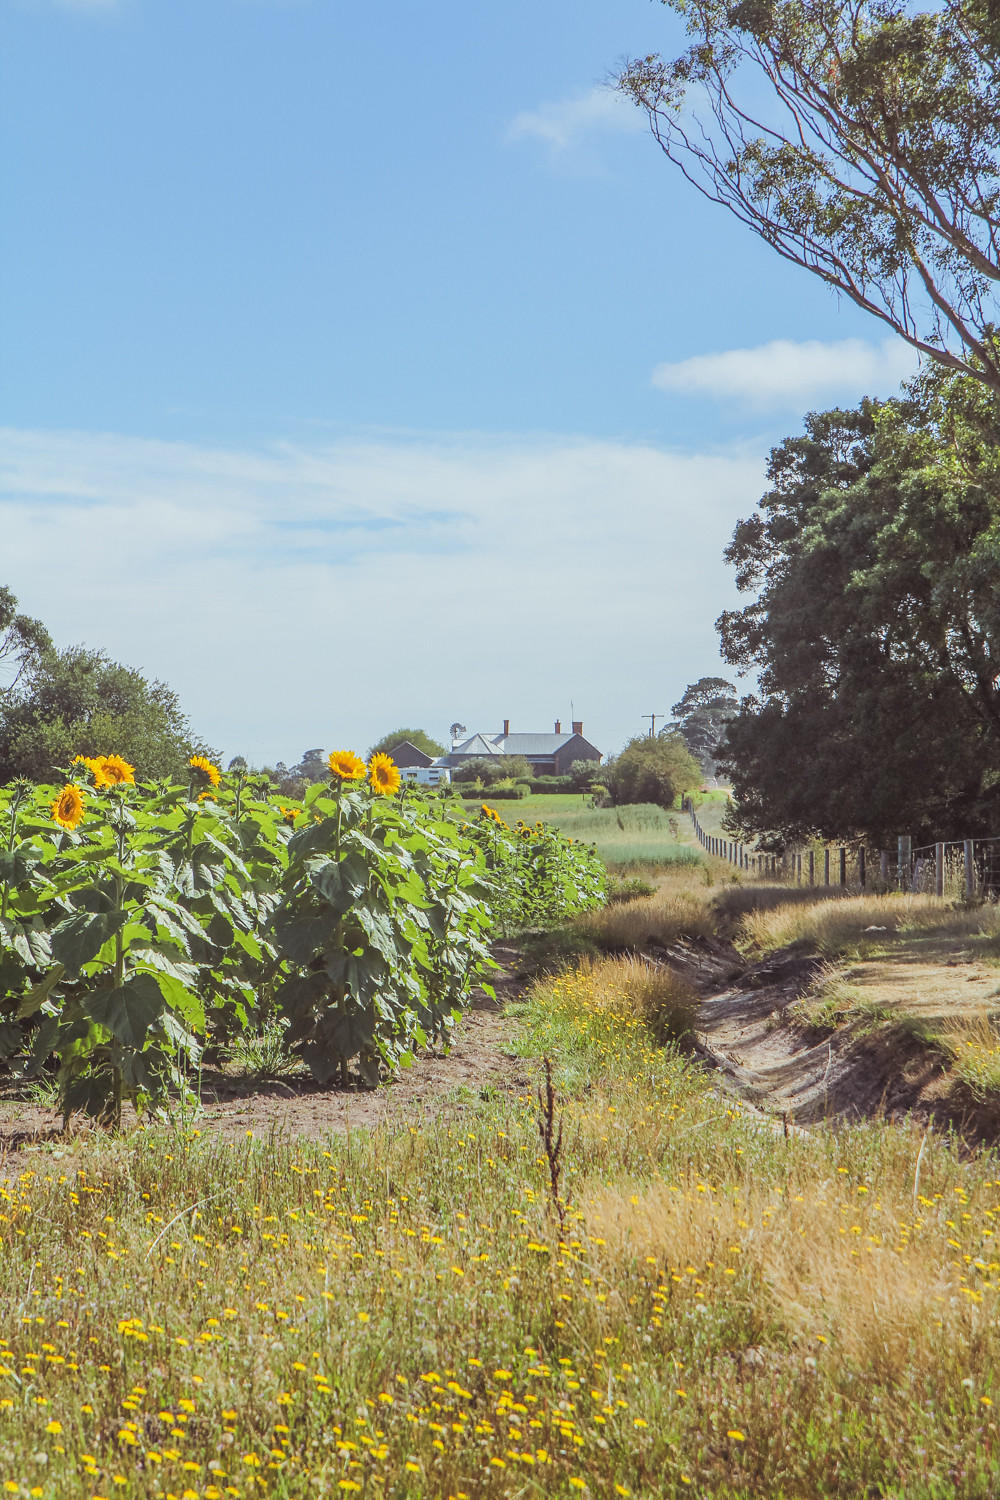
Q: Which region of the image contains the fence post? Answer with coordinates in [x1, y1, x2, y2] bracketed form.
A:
[859, 847, 866, 889]
[935, 842, 944, 898]
[839, 847, 847, 885]
[880, 850, 888, 886]
[965, 839, 975, 899]
[824, 848, 830, 886]
[808, 850, 814, 886]
[898, 834, 912, 890]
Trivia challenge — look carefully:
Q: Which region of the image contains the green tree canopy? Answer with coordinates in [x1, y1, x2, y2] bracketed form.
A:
[619, 0, 1000, 393]
[717, 366, 1000, 845]
[0, 643, 216, 785]
[668, 677, 738, 777]
[367, 728, 446, 760]
[603, 734, 701, 810]
[0, 586, 51, 703]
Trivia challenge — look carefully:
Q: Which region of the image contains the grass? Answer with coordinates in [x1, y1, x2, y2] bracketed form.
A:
[737, 891, 1000, 959]
[469, 796, 704, 873]
[791, 963, 898, 1033]
[3, 957, 1000, 1496]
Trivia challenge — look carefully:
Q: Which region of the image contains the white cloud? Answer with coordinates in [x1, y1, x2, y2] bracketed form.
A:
[0, 427, 762, 765]
[652, 337, 920, 409]
[506, 85, 644, 169]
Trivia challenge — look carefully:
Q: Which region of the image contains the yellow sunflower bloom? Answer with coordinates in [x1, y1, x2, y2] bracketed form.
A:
[327, 750, 367, 782]
[51, 784, 86, 831]
[189, 755, 221, 787]
[94, 754, 136, 786]
[278, 806, 301, 825]
[71, 755, 110, 788]
[368, 753, 401, 797]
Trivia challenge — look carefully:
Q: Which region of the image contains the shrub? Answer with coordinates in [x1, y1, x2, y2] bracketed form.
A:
[602, 734, 701, 810]
[452, 756, 532, 786]
[606, 875, 656, 904]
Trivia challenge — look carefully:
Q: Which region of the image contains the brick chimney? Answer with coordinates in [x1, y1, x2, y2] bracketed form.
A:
[503, 719, 510, 736]
[572, 720, 583, 735]
[554, 720, 562, 734]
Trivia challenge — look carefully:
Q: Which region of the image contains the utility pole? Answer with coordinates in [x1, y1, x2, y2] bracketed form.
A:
[643, 713, 665, 738]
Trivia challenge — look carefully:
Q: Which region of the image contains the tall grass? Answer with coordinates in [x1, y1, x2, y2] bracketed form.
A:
[482, 799, 703, 872]
[3, 957, 1000, 1496]
[738, 891, 1000, 957]
[574, 866, 715, 952]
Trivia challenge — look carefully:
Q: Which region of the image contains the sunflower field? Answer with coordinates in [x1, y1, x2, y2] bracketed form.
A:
[0, 753, 604, 1124]
[469, 806, 606, 936]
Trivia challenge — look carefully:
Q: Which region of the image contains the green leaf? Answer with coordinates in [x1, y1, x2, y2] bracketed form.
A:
[49, 909, 128, 979]
[1, 917, 52, 970]
[0, 849, 37, 885]
[309, 853, 368, 914]
[287, 819, 339, 859]
[147, 969, 206, 1034]
[207, 912, 235, 948]
[270, 906, 340, 964]
[17, 963, 66, 1019]
[82, 972, 165, 1049]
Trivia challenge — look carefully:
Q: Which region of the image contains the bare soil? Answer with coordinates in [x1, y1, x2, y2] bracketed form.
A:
[0, 946, 534, 1164]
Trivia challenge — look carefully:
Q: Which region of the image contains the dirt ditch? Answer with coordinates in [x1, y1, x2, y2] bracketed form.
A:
[661, 935, 1000, 1139]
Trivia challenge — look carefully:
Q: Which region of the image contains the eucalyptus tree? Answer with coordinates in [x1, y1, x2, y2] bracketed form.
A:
[619, 0, 1000, 390]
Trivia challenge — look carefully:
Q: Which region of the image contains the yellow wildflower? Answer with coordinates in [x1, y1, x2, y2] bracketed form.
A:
[94, 754, 135, 786]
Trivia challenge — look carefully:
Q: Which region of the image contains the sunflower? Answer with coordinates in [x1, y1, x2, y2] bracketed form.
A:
[94, 754, 136, 786]
[51, 783, 86, 830]
[328, 750, 367, 782]
[72, 755, 109, 788]
[368, 753, 401, 797]
[189, 755, 221, 787]
[279, 806, 301, 825]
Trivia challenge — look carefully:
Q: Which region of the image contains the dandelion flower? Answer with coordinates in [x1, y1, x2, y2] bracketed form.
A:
[328, 751, 366, 782]
[189, 755, 221, 787]
[94, 754, 136, 786]
[51, 784, 86, 830]
[368, 753, 401, 797]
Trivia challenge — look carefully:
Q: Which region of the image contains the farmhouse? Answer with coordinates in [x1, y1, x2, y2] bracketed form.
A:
[436, 720, 602, 776]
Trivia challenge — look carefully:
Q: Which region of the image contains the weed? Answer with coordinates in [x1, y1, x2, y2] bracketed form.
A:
[605, 874, 656, 904]
[226, 1020, 300, 1079]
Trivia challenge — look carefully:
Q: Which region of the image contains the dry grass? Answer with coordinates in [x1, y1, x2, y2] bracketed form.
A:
[587, 1167, 981, 1387]
[937, 1014, 1000, 1100]
[739, 891, 1000, 958]
[574, 864, 715, 951]
[567, 955, 699, 1044]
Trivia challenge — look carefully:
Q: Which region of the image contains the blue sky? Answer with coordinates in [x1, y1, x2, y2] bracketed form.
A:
[0, 0, 916, 765]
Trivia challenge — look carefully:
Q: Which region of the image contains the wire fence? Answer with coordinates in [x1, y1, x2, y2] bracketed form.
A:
[683, 799, 1000, 898]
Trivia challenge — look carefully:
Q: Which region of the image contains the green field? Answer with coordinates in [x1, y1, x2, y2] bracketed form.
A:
[463, 794, 704, 872]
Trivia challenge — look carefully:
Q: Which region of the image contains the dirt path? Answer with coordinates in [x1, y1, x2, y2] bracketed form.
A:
[0, 947, 533, 1162]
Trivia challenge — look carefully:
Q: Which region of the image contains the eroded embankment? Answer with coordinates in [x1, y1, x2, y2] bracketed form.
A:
[662, 930, 999, 1138]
